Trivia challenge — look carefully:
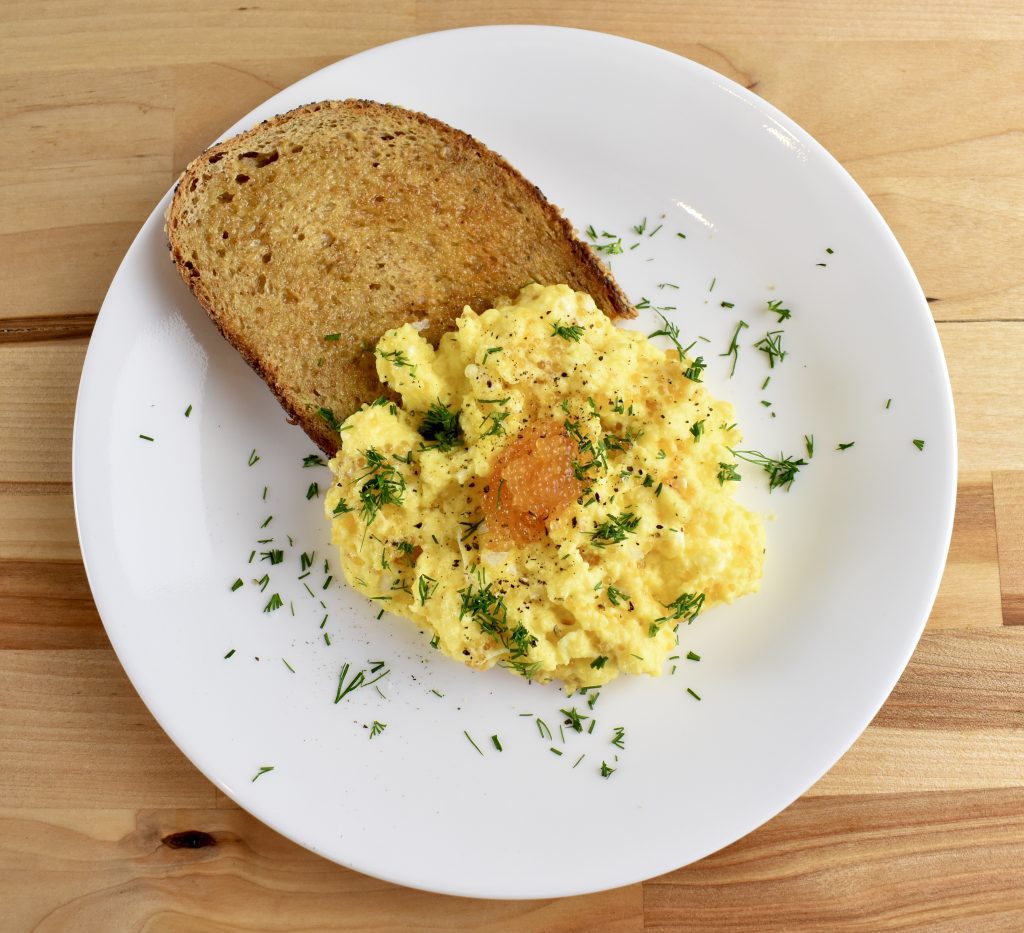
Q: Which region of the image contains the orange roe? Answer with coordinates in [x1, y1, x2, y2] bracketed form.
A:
[483, 420, 582, 548]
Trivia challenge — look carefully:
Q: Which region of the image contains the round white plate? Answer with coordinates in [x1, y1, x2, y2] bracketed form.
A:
[73, 26, 956, 899]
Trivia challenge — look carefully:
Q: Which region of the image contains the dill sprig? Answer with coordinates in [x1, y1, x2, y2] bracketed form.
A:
[656, 592, 706, 625]
[717, 462, 741, 485]
[589, 512, 641, 548]
[720, 320, 749, 377]
[648, 311, 686, 361]
[732, 448, 807, 491]
[754, 330, 787, 368]
[377, 347, 417, 376]
[355, 448, 406, 526]
[419, 400, 462, 451]
[551, 321, 585, 342]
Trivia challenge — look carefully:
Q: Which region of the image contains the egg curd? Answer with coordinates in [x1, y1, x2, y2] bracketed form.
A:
[325, 284, 764, 689]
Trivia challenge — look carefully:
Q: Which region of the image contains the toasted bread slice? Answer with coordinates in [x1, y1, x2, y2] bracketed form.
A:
[167, 99, 634, 453]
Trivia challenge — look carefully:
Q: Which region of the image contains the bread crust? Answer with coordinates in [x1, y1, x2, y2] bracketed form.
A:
[167, 99, 635, 454]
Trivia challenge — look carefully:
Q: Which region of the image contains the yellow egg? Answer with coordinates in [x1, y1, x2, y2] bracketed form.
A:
[325, 284, 764, 690]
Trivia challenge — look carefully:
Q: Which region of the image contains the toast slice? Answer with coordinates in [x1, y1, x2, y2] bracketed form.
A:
[167, 99, 635, 453]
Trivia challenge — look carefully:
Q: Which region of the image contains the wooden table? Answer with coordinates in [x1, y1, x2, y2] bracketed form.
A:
[2, 2, 1023, 929]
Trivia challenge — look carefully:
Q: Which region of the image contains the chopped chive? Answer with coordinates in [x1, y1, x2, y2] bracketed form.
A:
[720, 301, 735, 309]
[837, 442, 855, 451]
[223, 649, 235, 659]
[686, 650, 701, 661]
[549, 747, 563, 756]
[913, 439, 925, 451]
[805, 435, 814, 458]
[324, 333, 341, 341]
[281, 658, 295, 673]
[248, 449, 260, 466]
[885, 398, 893, 409]
[323, 632, 331, 645]
[260, 515, 272, 528]
[491, 735, 503, 752]
[687, 687, 702, 701]
[464, 731, 484, 756]
[251, 766, 274, 782]
[230, 578, 243, 592]
[184, 404, 192, 417]
[263, 593, 283, 612]
[572, 754, 585, 769]
[826, 247, 834, 254]
[138, 434, 154, 442]
[600, 761, 616, 778]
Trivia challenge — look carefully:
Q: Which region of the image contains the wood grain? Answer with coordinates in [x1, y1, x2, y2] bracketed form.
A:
[0, 807, 644, 933]
[2, 0, 1022, 929]
[647, 789, 1024, 932]
[993, 472, 1024, 625]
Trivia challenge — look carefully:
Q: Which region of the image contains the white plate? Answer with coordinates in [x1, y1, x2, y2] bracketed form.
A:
[73, 26, 956, 899]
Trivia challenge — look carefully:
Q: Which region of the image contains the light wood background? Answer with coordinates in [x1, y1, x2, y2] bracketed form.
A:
[2, 2, 1023, 930]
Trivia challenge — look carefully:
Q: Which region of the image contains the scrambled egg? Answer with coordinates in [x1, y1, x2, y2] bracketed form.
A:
[326, 284, 764, 689]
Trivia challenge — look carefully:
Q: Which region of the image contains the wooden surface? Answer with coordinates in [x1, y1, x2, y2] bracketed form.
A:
[2, 2, 1023, 930]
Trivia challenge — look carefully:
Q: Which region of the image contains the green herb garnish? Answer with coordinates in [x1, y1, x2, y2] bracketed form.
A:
[318, 407, 341, 431]
[552, 321, 585, 342]
[355, 448, 406, 526]
[754, 330, 787, 368]
[731, 449, 807, 491]
[589, 512, 641, 548]
[560, 707, 588, 733]
[656, 592, 706, 625]
[419, 400, 462, 451]
[263, 593, 283, 612]
[606, 585, 630, 607]
[720, 320, 749, 377]
[377, 347, 417, 376]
